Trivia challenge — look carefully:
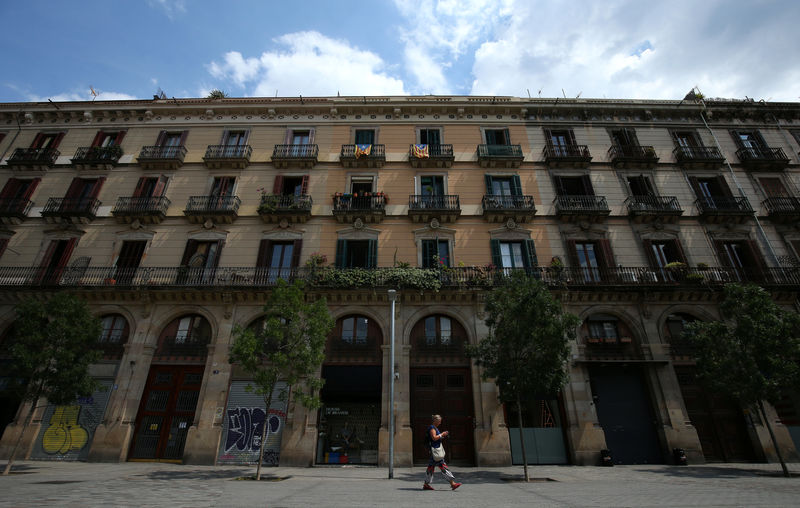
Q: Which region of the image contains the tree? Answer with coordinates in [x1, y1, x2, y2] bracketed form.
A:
[206, 89, 228, 99]
[683, 283, 800, 477]
[466, 272, 580, 481]
[228, 279, 333, 480]
[2, 293, 102, 475]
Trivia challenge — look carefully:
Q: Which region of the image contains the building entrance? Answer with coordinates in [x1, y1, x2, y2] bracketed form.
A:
[129, 365, 203, 462]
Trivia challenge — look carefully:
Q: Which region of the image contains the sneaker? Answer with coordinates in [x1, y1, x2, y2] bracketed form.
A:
[423, 483, 434, 491]
[451, 482, 462, 490]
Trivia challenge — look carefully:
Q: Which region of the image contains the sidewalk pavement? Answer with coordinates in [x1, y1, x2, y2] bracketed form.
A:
[1, 460, 799, 507]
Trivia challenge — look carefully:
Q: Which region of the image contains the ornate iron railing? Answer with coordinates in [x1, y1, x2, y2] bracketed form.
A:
[672, 145, 724, 163]
[41, 197, 101, 217]
[412, 335, 466, 357]
[624, 195, 682, 214]
[155, 335, 210, 357]
[327, 335, 381, 357]
[332, 195, 386, 212]
[272, 144, 319, 158]
[203, 144, 252, 159]
[138, 145, 187, 161]
[408, 195, 460, 211]
[8, 147, 60, 165]
[0, 265, 795, 288]
[477, 144, 523, 157]
[554, 195, 610, 214]
[340, 144, 386, 159]
[695, 196, 753, 214]
[763, 196, 800, 214]
[408, 144, 454, 158]
[481, 194, 536, 211]
[0, 198, 34, 217]
[736, 147, 790, 164]
[112, 196, 172, 216]
[608, 144, 657, 161]
[71, 145, 122, 164]
[543, 143, 591, 159]
[258, 194, 313, 213]
[184, 195, 241, 213]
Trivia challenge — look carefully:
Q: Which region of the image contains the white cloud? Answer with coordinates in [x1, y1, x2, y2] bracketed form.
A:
[148, 0, 187, 19]
[26, 90, 139, 102]
[206, 31, 406, 96]
[468, 0, 800, 101]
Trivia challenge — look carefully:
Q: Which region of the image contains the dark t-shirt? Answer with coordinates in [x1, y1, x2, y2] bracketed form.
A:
[427, 424, 442, 449]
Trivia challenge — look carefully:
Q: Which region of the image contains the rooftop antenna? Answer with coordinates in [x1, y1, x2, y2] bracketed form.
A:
[156, 88, 167, 100]
[300, 95, 304, 104]
[526, 88, 531, 98]
[562, 89, 567, 99]
[576, 91, 582, 99]
[538, 88, 542, 98]
[90, 86, 98, 101]
[275, 90, 278, 97]
[48, 99, 60, 110]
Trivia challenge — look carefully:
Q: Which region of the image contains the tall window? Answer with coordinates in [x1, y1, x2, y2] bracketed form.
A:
[420, 175, 445, 195]
[341, 316, 369, 345]
[418, 128, 441, 145]
[174, 315, 210, 344]
[335, 239, 377, 268]
[610, 128, 638, 146]
[673, 131, 700, 148]
[354, 129, 376, 145]
[626, 175, 654, 196]
[424, 315, 452, 345]
[484, 128, 510, 145]
[421, 239, 450, 268]
[99, 315, 129, 344]
[490, 239, 537, 269]
[554, 175, 593, 196]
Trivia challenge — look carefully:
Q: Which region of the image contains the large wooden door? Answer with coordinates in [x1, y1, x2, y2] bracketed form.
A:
[674, 366, 755, 462]
[130, 365, 203, 462]
[411, 367, 474, 465]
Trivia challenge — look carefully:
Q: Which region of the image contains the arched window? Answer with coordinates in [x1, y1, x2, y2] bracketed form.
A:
[327, 315, 382, 362]
[341, 316, 369, 345]
[664, 313, 700, 358]
[98, 314, 129, 345]
[157, 314, 211, 358]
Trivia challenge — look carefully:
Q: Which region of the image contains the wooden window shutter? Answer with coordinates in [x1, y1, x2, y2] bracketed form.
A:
[580, 175, 594, 195]
[272, 175, 284, 194]
[180, 240, 198, 266]
[89, 177, 105, 199]
[512, 175, 523, 196]
[177, 130, 188, 146]
[114, 131, 126, 145]
[0, 179, 20, 200]
[566, 240, 579, 268]
[730, 130, 744, 148]
[52, 132, 65, 149]
[300, 175, 309, 195]
[153, 175, 168, 197]
[211, 240, 225, 268]
[642, 240, 658, 268]
[484, 174, 493, 193]
[716, 176, 734, 197]
[256, 239, 272, 267]
[132, 177, 150, 198]
[687, 176, 702, 197]
[672, 239, 688, 264]
[490, 239, 502, 267]
[745, 240, 767, 278]
[597, 239, 616, 267]
[31, 133, 44, 149]
[503, 128, 511, 145]
[554, 176, 567, 196]
[523, 239, 538, 267]
[308, 128, 316, 145]
[64, 178, 83, 199]
[24, 178, 41, 201]
[57, 238, 78, 267]
[335, 240, 347, 268]
[155, 130, 168, 146]
[90, 131, 105, 147]
[421, 240, 435, 268]
[713, 240, 730, 267]
[367, 239, 378, 268]
[567, 129, 577, 145]
[291, 239, 303, 268]
[283, 129, 293, 145]
[242, 129, 250, 144]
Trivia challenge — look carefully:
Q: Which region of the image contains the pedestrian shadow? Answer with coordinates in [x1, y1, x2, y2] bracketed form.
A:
[139, 468, 252, 480]
[632, 465, 800, 479]
[395, 469, 536, 484]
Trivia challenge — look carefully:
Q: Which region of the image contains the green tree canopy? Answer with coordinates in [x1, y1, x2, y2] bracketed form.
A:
[466, 272, 580, 480]
[228, 279, 333, 479]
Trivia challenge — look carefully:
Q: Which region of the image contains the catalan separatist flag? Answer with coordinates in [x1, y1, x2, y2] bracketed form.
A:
[412, 144, 429, 158]
[355, 144, 372, 158]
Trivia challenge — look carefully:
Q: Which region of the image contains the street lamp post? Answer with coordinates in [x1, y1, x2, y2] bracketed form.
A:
[387, 289, 397, 479]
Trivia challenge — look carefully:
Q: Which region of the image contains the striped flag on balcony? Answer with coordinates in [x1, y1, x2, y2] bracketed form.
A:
[412, 144, 430, 158]
[355, 144, 372, 158]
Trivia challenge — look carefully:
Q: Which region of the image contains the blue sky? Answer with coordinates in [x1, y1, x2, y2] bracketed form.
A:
[2, 0, 799, 103]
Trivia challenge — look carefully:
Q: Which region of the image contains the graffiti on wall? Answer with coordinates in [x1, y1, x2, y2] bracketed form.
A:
[224, 407, 284, 453]
[41, 405, 89, 454]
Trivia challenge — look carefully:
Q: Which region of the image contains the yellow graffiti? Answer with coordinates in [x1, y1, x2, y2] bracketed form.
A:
[42, 406, 89, 454]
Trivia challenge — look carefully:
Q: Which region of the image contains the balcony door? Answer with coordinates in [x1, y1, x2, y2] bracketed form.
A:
[256, 239, 302, 283]
[335, 239, 377, 268]
[626, 175, 655, 197]
[211, 177, 235, 210]
[490, 239, 537, 273]
[714, 240, 765, 282]
[643, 239, 687, 282]
[690, 176, 732, 209]
[180, 240, 224, 284]
[546, 129, 576, 156]
[758, 177, 789, 198]
[418, 128, 441, 145]
[114, 241, 147, 284]
[568, 239, 613, 283]
[36, 238, 77, 285]
[421, 239, 450, 268]
[221, 130, 248, 157]
[0, 178, 40, 214]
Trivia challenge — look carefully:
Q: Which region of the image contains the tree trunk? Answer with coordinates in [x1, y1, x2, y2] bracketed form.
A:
[758, 400, 790, 478]
[255, 387, 275, 481]
[516, 395, 530, 482]
[2, 398, 38, 476]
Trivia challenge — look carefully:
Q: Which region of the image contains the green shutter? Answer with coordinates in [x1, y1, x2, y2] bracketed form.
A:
[422, 240, 434, 268]
[335, 240, 347, 268]
[490, 240, 502, 268]
[512, 175, 522, 196]
[523, 239, 538, 268]
[367, 239, 377, 268]
[484, 175, 493, 194]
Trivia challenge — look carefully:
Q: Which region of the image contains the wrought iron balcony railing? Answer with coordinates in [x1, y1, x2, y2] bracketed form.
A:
[138, 145, 187, 162]
[672, 145, 724, 164]
[408, 195, 460, 211]
[340, 144, 386, 159]
[695, 196, 753, 214]
[624, 195, 683, 214]
[412, 335, 466, 357]
[332, 195, 386, 212]
[608, 144, 657, 164]
[543, 143, 591, 160]
[554, 195, 610, 214]
[71, 145, 123, 165]
[0, 198, 34, 217]
[327, 335, 381, 357]
[481, 194, 536, 211]
[112, 196, 172, 216]
[272, 144, 319, 159]
[477, 144, 523, 158]
[258, 194, 313, 213]
[155, 334, 210, 358]
[763, 196, 800, 214]
[8, 147, 60, 166]
[203, 144, 252, 160]
[0, 265, 797, 288]
[736, 147, 790, 168]
[409, 144, 454, 158]
[184, 195, 241, 214]
[41, 197, 101, 217]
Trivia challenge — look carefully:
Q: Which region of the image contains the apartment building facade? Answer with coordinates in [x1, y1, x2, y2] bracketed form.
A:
[0, 95, 798, 467]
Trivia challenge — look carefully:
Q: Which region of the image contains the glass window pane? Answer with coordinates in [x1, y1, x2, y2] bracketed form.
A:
[355, 317, 368, 344]
[500, 242, 512, 268]
[342, 317, 354, 343]
[511, 243, 524, 267]
[440, 317, 451, 345]
[424, 316, 436, 345]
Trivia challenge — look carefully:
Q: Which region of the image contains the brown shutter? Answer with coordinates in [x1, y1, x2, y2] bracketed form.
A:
[132, 177, 150, 198]
[300, 175, 309, 195]
[566, 240, 579, 267]
[31, 133, 44, 149]
[272, 175, 284, 194]
[291, 239, 303, 267]
[256, 239, 272, 267]
[90, 131, 105, 147]
[580, 175, 594, 195]
[283, 129, 293, 145]
[57, 238, 77, 267]
[716, 176, 734, 197]
[64, 178, 83, 199]
[39, 240, 60, 268]
[153, 175, 168, 197]
[51, 133, 65, 149]
[180, 240, 198, 266]
[687, 176, 702, 197]
[0, 179, 19, 200]
[308, 128, 316, 144]
[714, 240, 730, 267]
[0, 239, 8, 261]
[179, 130, 189, 146]
[155, 130, 167, 146]
[88, 177, 105, 199]
[745, 240, 767, 279]
[642, 240, 658, 268]
[672, 239, 688, 264]
[597, 239, 616, 267]
[211, 240, 225, 268]
[114, 131, 126, 145]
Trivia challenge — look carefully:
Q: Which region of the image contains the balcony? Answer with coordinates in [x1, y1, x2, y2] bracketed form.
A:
[271, 144, 319, 169]
[673, 145, 725, 169]
[481, 194, 536, 223]
[763, 196, 800, 223]
[71, 145, 122, 170]
[138, 145, 187, 170]
[154, 335, 209, 361]
[542, 144, 591, 168]
[695, 196, 753, 223]
[203, 144, 252, 169]
[408, 195, 461, 223]
[608, 145, 658, 169]
[582, 335, 645, 362]
[411, 336, 467, 364]
[112, 196, 171, 225]
[624, 195, 683, 224]
[0, 198, 34, 225]
[6, 147, 60, 171]
[736, 147, 791, 171]
[409, 144, 454, 168]
[554, 195, 610, 222]
[183, 195, 241, 224]
[40, 197, 101, 224]
[258, 194, 313, 224]
[340, 144, 385, 168]
[327, 335, 382, 363]
[332, 194, 386, 224]
[477, 144, 523, 168]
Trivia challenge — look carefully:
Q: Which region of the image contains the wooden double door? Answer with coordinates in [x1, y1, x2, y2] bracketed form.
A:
[411, 367, 474, 465]
[130, 365, 203, 462]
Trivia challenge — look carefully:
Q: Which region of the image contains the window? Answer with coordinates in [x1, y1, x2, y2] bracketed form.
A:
[211, 177, 236, 202]
[545, 128, 577, 156]
[256, 239, 301, 282]
[132, 175, 168, 198]
[714, 240, 765, 281]
[341, 316, 369, 345]
[36, 238, 77, 284]
[64, 177, 105, 203]
[335, 239, 377, 268]
[758, 177, 789, 198]
[484, 128, 510, 145]
[672, 131, 700, 148]
[31, 132, 64, 150]
[92, 131, 125, 147]
[732, 130, 765, 150]
[179, 239, 224, 283]
[424, 315, 451, 345]
[271, 175, 308, 196]
[645, 240, 686, 268]
[354, 129, 376, 145]
[626, 175, 655, 196]
[418, 128, 441, 145]
[0, 178, 40, 213]
[350, 176, 375, 195]
[484, 175, 521, 196]
[689, 176, 732, 207]
[155, 130, 187, 147]
[568, 240, 614, 283]
[421, 239, 450, 268]
[99, 315, 129, 344]
[587, 315, 619, 340]
[419, 175, 445, 195]
[171, 315, 210, 345]
[610, 128, 638, 146]
[554, 175, 593, 196]
[490, 239, 537, 269]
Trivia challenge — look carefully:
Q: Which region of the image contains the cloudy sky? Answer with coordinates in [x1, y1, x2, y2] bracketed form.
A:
[2, 0, 798, 103]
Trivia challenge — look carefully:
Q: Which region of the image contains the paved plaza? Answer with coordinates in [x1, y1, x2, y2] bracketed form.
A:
[0, 460, 799, 507]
